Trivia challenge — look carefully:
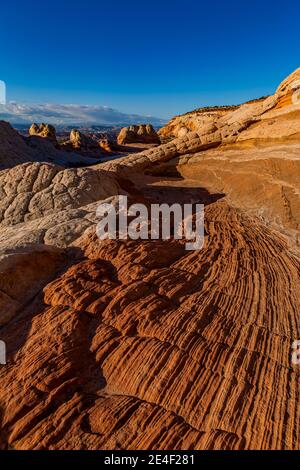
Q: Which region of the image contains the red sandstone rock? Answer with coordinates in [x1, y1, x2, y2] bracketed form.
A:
[1, 201, 300, 450]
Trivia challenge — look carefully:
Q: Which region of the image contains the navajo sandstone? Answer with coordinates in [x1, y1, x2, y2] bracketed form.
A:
[1, 69, 300, 449]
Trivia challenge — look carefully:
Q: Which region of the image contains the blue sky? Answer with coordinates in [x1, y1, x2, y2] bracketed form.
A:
[0, 0, 299, 119]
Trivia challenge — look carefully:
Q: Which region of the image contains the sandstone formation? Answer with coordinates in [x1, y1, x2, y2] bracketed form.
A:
[29, 123, 58, 145]
[1, 193, 300, 450]
[0, 120, 39, 169]
[98, 138, 119, 153]
[1, 68, 300, 450]
[158, 108, 228, 140]
[0, 121, 100, 169]
[61, 129, 109, 158]
[117, 124, 161, 145]
[69, 129, 97, 149]
[0, 161, 122, 250]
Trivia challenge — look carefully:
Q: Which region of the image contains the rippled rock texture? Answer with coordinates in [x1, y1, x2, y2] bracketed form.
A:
[1, 201, 300, 450]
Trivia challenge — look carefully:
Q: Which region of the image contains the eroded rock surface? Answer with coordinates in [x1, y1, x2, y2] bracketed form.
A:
[60, 129, 109, 158]
[0, 121, 100, 169]
[1, 68, 300, 450]
[117, 124, 161, 145]
[29, 123, 58, 145]
[1, 200, 300, 450]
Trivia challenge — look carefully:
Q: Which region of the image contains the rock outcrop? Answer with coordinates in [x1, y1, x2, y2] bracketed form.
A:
[29, 123, 58, 145]
[117, 124, 161, 145]
[0, 161, 122, 250]
[0, 120, 39, 169]
[98, 138, 119, 153]
[1, 68, 300, 450]
[158, 108, 230, 140]
[0, 121, 101, 169]
[69, 129, 97, 149]
[61, 129, 108, 158]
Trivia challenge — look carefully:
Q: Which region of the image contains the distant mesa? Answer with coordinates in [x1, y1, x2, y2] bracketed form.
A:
[117, 124, 161, 145]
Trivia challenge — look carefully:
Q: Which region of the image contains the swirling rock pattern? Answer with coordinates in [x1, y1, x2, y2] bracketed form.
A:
[1, 199, 300, 449]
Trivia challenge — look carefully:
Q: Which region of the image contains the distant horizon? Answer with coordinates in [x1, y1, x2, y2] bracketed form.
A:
[0, 99, 167, 127]
[0, 76, 293, 122]
[0, 80, 291, 127]
[0, 64, 298, 127]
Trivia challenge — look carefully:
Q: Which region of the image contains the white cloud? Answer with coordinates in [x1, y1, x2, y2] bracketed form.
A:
[0, 101, 165, 127]
[0, 81, 6, 105]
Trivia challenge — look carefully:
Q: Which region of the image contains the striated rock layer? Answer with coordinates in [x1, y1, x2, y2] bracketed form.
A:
[1, 199, 300, 450]
[1, 68, 300, 450]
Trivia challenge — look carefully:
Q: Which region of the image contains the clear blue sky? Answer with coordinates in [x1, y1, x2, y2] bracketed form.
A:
[0, 0, 299, 118]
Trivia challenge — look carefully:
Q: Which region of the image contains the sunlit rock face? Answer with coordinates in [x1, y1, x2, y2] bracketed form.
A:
[117, 124, 161, 145]
[29, 123, 58, 145]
